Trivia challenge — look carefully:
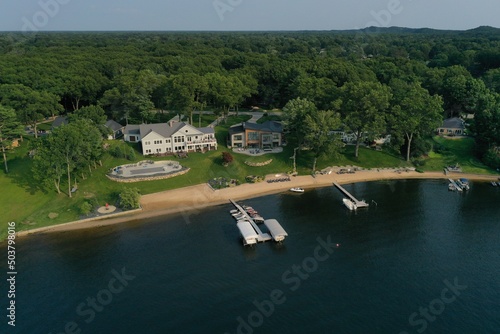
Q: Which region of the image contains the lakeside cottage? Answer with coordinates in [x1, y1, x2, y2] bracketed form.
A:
[437, 117, 466, 136]
[124, 121, 217, 155]
[228, 121, 283, 149]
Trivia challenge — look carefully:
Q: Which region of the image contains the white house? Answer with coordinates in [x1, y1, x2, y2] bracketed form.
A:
[124, 121, 217, 155]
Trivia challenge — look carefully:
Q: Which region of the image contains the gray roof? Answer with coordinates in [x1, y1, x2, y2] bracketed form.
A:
[124, 122, 211, 138]
[124, 124, 140, 135]
[105, 120, 124, 132]
[229, 121, 282, 135]
[51, 116, 68, 128]
[198, 127, 215, 134]
[441, 118, 465, 129]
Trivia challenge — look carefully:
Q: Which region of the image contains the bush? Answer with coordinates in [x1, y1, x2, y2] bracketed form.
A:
[127, 147, 136, 161]
[111, 145, 125, 158]
[80, 201, 93, 216]
[483, 148, 500, 170]
[119, 187, 141, 209]
[222, 151, 234, 165]
[412, 158, 426, 167]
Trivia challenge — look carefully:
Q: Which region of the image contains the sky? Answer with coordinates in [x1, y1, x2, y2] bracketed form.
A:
[0, 0, 499, 32]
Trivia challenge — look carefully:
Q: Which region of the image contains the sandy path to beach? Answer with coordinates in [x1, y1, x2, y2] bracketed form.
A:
[16, 170, 499, 237]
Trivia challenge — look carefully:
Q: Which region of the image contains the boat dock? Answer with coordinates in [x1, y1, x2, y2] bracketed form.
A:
[230, 199, 272, 244]
[230, 199, 288, 245]
[333, 182, 369, 208]
[448, 178, 463, 192]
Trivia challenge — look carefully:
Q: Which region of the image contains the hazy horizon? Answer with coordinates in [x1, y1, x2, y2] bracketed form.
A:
[1, 0, 499, 33]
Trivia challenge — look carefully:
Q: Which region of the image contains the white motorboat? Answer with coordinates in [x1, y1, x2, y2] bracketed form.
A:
[342, 198, 357, 211]
[457, 178, 470, 190]
[289, 187, 305, 193]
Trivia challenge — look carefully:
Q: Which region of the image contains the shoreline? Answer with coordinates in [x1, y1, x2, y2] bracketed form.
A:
[15, 170, 499, 238]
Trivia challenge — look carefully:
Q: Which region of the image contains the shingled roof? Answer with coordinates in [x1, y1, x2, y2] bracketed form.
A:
[229, 121, 283, 135]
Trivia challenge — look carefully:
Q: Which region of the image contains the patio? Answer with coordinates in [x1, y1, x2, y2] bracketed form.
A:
[232, 147, 283, 156]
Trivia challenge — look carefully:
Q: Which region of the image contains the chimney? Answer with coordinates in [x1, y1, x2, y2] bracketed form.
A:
[169, 121, 174, 127]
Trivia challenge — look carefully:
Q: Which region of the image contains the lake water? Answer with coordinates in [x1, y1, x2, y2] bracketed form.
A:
[2, 180, 500, 334]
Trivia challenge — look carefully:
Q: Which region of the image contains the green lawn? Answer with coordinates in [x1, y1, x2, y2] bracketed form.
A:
[0, 130, 494, 240]
[423, 136, 495, 174]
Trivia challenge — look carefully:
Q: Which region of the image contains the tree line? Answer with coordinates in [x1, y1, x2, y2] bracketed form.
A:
[0, 29, 499, 171]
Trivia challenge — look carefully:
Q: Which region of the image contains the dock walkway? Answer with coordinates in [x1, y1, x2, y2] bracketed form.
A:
[229, 199, 272, 242]
[333, 182, 369, 208]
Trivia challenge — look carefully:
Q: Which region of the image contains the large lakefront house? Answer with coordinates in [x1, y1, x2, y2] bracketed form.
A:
[228, 121, 283, 149]
[124, 121, 217, 155]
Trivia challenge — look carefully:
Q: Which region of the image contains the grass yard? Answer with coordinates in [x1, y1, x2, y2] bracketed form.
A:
[423, 136, 494, 174]
[0, 127, 495, 240]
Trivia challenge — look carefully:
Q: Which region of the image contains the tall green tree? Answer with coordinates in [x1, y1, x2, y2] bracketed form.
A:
[472, 91, 500, 158]
[165, 73, 208, 125]
[338, 81, 392, 158]
[100, 70, 163, 124]
[389, 82, 443, 161]
[304, 110, 343, 173]
[32, 120, 103, 196]
[0, 84, 63, 138]
[0, 105, 22, 173]
[32, 135, 65, 194]
[282, 98, 318, 146]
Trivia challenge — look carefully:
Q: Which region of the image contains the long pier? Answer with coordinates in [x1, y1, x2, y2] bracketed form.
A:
[229, 199, 272, 242]
[333, 182, 369, 208]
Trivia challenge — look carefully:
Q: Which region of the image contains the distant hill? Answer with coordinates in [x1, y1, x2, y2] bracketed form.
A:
[332, 26, 500, 36]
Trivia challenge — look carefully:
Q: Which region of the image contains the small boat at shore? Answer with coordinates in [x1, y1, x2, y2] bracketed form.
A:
[491, 181, 498, 187]
[342, 198, 357, 211]
[290, 187, 305, 193]
[457, 178, 470, 190]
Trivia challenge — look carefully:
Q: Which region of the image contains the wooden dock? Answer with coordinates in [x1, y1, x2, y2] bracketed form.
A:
[333, 182, 369, 208]
[229, 199, 272, 242]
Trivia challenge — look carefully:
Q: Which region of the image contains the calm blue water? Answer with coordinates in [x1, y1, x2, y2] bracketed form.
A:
[1, 180, 500, 334]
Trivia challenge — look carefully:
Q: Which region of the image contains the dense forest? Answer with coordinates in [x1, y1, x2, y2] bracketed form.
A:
[0, 27, 499, 168]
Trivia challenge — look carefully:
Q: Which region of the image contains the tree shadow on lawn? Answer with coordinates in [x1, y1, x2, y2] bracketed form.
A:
[4, 156, 47, 195]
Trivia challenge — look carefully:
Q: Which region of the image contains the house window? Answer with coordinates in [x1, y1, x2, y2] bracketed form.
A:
[187, 137, 192, 142]
[234, 135, 243, 141]
[144, 141, 151, 146]
[174, 136, 183, 143]
[166, 139, 171, 143]
[273, 134, 280, 140]
[248, 132, 259, 141]
[156, 148, 162, 153]
[145, 149, 151, 154]
[129, 136, 136, 142]
[154, 140, 163, 145]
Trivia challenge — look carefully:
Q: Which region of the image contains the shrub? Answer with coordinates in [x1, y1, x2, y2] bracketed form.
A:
[119, 187, 141, 209]
[483, 148, 500, 170]
[80, 201, 93, 216]
[222, 151, 234, 165]
[127, 147, 136, 161]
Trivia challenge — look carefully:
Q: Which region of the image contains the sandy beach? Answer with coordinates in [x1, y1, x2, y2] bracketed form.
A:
[16, 170, 499, 237]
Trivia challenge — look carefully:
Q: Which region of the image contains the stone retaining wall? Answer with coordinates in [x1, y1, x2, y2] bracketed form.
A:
[107, 167, 190, 183]
[245, 159, 273, 167]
